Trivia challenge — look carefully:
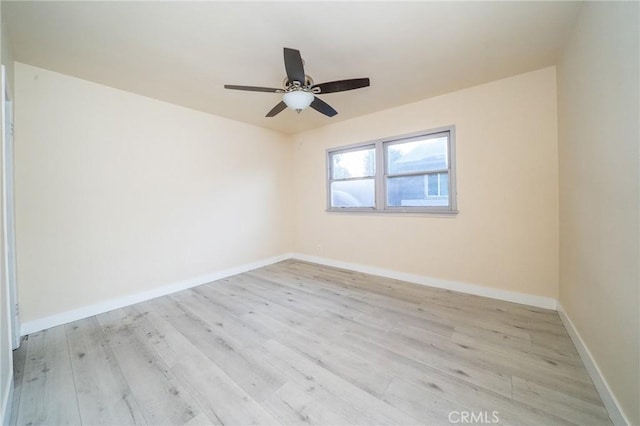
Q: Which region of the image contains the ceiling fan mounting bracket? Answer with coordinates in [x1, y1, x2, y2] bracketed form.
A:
[283, 75, 319, 93]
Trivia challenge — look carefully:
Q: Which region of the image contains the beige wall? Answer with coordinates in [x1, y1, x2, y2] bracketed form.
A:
[557, 2, 639, 424]
[14, 62, 292, 324]
[292, 67, 559, 299]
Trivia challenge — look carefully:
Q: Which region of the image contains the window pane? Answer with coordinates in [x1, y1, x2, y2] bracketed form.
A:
[387, 136, 448, 174]
[331, 179, 375, 208]
[427, 174, 439, 196]
[387, 173, 449, 207]
[439, 173, 449, 196]
[331, 148, 375, 179]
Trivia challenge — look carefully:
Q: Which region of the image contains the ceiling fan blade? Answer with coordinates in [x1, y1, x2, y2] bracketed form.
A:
[224, 85, 282, 93]
[284, 48, 306, 84]
[310, 97, 338, 117]
[266, 101, 287, 117]
[312, 78, 370, 94]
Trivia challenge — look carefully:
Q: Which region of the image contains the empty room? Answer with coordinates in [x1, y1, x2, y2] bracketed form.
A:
[0, 1, 638, 425]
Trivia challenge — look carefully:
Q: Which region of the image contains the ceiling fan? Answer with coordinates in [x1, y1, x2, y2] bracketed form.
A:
[224, 48, 370, 118]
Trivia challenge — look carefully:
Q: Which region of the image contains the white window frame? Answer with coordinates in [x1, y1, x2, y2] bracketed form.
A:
[326, 126, 458, 214]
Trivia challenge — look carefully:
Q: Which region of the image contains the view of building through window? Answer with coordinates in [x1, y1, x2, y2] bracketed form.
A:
[386, 136, 449, 207]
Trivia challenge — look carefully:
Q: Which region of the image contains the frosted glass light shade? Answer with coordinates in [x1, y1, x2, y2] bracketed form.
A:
[283, 90, 314, 111]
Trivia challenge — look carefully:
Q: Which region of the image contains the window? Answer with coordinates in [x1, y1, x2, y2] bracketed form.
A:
[329, 145, 376, 208]
[327, 127, 457, 214]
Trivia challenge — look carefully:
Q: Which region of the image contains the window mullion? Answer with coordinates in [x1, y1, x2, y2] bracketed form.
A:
[375, 140, 385, 210]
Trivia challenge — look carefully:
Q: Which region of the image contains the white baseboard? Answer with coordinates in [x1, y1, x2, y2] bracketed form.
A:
[291, 253, 557, 310]
[557, 303, 629, 426]
[20, 253, 294, 336]
[15, 252, 627, 425]
[20, 250, 558, 337]
[1, 372, 13, 426]
[20, 252, 557, 334]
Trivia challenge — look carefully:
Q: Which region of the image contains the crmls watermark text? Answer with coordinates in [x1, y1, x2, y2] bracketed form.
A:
[448, 411, 500, 424]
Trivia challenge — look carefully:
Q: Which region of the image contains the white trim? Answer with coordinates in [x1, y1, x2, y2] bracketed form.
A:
[2, 65, 20, 349]
[1, 372, 13, 426]
[291, 253, 557, 310]
[20, 253, 293, 336]
[20, 251, 558, 336]
[557, 303, 629, 426]
[15, 251, 628, 425]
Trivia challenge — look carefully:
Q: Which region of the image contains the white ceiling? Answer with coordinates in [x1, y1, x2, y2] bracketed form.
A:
[3, 1, 581, 135]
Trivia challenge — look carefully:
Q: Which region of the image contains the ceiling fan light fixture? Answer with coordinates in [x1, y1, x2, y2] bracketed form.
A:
[283, 90, 314, 113]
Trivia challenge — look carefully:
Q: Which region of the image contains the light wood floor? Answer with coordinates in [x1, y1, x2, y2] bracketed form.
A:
[10, 260, 611, 425]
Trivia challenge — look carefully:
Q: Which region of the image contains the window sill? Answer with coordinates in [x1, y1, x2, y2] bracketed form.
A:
[326, 208, 459, 217]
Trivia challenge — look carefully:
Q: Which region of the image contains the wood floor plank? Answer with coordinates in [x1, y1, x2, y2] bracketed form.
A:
[247, 269, 377, 316]
[15, 327, 81, 426]
[9, 337, 27, 426]
[202, 276, 311, 327]
[65, 317, 147, 425]
[453, 335, 601, 404]
[261, 381, 353, 426]
[255, 311, 395, 398]
[309, 318, 572, 426]
[257, 339, 422, 425]
[382, 377, 468, 425]
[450, 330, 588, 375]
[95, 309, 202, 425]
[274, 260, 558, 341]
[170, 289, 269, 349]
[145, 296, 286, 404]
[512, 376, 611, 425]
[397, 324, 600, 407]
[182, 413, 216, 426]
[418, 300, 535, 342]
[263, 261, 428, 305]
[308, 309, 514, 398]
[224, 275, 329, 318]
[191, 283, 256, 317]
[396, 324, 594, 386]
[124, 304, 280, 425]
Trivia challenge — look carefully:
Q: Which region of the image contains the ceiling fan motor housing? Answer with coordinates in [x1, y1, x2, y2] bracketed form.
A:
[283, 75, 318, 91]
